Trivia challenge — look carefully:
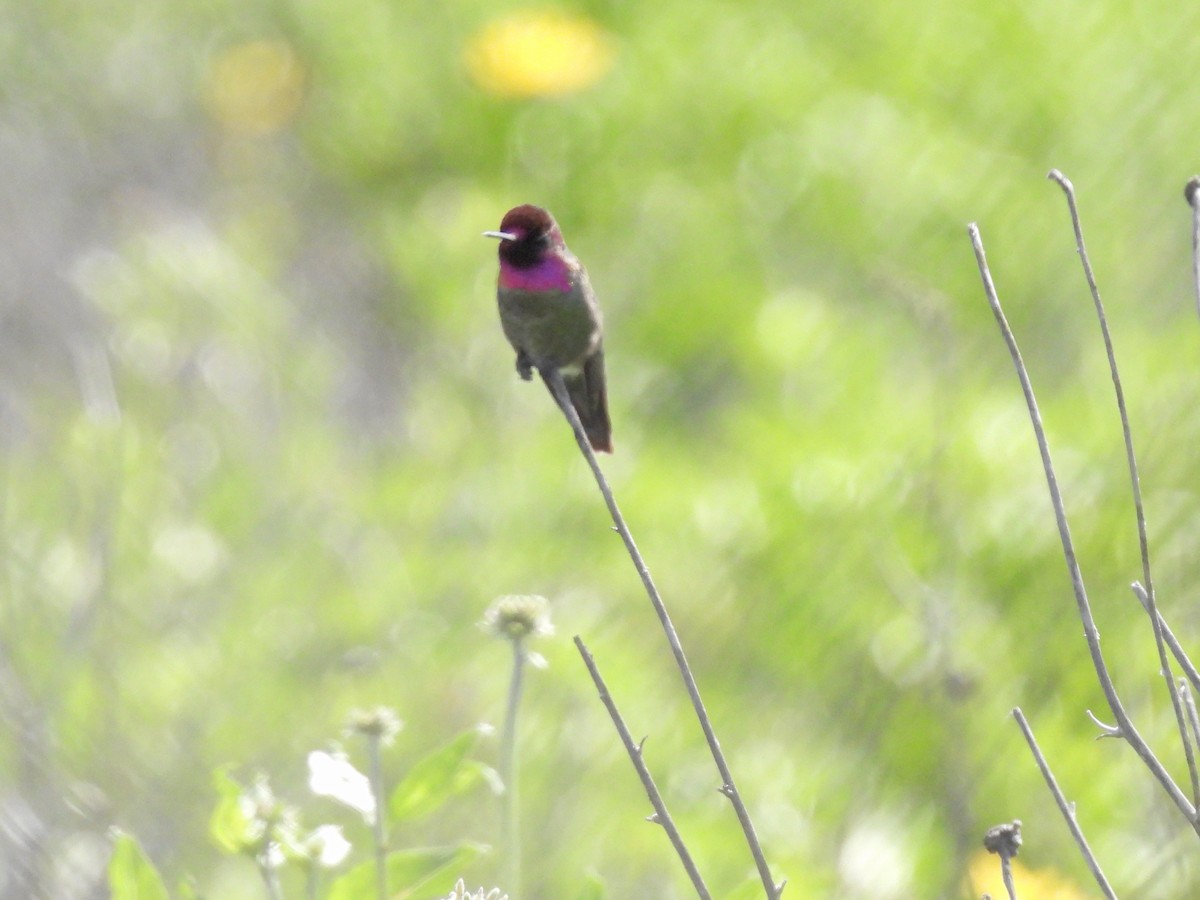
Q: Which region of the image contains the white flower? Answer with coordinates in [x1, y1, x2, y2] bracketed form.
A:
[346, 706, 403, 745]
[260, 841, 286, 870]
[481, 595, 554, 641]
[308, 824, 351, 868]
[444, 878, 509, 900]
[307, 750, 376, 824]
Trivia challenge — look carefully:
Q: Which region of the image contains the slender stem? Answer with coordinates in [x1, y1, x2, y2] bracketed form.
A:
[540, 366, 783, 898]
[307, 865, 318, 900]
[1048, 169, 1199, 808]
[367, 735, 388, 900]
[257, 827, 284, 900]
[1185, 177, 1200, 319]
[574, 636, 713, 900]
[1012, 708, 1117, 899]
[968, 223, 1197, 826]
[258, 861, 283, 900]
[999, 855, 1018, 900]
[500, 637, 526, 896]
[1133, 582, 1200, 696]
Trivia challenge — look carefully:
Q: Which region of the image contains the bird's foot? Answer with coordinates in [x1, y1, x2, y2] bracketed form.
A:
[515, 351, 534, 382]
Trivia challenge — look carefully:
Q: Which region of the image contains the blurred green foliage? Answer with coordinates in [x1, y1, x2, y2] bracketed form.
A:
[3, 0, 1200, 897]
[109, 832, 170, 900]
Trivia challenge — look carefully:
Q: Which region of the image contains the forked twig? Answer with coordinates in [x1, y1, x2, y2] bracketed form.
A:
[1132, 582, 1200, 696]
[1048, 169, 1200, 809]
[541, 367, 783, 898]
[967, 223, 1198, 828]
[574, 636, 712, 899]
[1012, 708, 1117, 899]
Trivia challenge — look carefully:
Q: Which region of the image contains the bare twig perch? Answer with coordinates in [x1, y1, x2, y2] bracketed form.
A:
[574, 636, 712, 899]
[967, 223, 1198, 828]
[541, 366, 783, 898]
[1012, 709, 1116, 899]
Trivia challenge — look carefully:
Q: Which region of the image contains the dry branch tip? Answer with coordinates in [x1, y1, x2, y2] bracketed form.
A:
[1185, 176, 1200, 207]
[982, 820, 1023, 859]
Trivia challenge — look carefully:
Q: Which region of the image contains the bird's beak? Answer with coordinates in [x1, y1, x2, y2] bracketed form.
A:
[482, 230, 517, 241]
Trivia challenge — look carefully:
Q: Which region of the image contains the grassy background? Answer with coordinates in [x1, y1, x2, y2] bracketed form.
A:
[3, 0, 1200, 896]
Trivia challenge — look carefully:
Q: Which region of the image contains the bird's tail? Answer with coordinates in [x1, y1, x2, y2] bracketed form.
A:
[567, 375, 612, 453]
[543, 353, 613, 453]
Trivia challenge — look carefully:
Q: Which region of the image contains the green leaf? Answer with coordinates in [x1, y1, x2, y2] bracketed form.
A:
[572, 871, 606, 900]
[388, 730, 488, 823]
[108, 831, 169, 900]
[209, 766, 253, 854]
[326, 843, 486, 900]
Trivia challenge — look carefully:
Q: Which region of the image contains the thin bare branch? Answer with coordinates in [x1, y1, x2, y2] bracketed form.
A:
[1012, 708, 1118, 899]
[1182, 681, 1200, 769]
[1133, 582, 1200, 695]
[574, 636, 713, 900]
[541, 366, 783, 898]
[1185, 177, 1200, 319]
[1048, 169, 1199, 808]
[967, 222, 1197, 827]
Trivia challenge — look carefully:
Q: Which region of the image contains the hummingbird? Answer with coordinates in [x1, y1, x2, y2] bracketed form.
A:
[484, 204, 613, 452]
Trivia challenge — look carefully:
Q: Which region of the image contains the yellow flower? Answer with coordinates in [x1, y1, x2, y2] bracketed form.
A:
[965, 850, 1088, 900]
[205, 39, 306, 134]
[464, 10, 615, 98]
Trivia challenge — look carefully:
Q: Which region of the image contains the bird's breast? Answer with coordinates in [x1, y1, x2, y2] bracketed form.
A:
[497, 254, 575, 292]
[497, 281, 600, 369]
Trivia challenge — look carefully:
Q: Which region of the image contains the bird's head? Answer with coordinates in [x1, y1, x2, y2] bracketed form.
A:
[483, 205, 564, 267]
